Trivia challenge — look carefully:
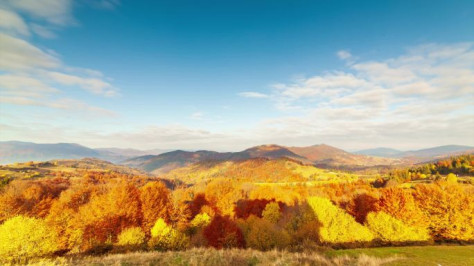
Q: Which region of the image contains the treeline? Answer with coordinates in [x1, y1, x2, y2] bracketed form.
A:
[387, 154, 474, 182]
[0, 170, 473, 263]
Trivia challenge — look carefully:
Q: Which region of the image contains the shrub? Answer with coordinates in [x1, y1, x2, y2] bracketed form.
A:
[149, 218, 189, 251]
[446, 173, 457, 184]
[307, 197, 374, 244]
[204, 215, 245, 249]
[365, 212, 430, 242]
[0, 216, 58, 263]
[117, 227, 146, 246]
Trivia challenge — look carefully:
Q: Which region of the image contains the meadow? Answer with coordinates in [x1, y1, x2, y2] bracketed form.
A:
[27, 246, 474, 266]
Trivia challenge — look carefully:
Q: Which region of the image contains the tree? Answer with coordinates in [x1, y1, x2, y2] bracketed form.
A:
[148, 218, 189, 250]
[245, 217, 290, 250]
[117, 227, 146, 246]
[203, 215, 245, 249]
[365, 212, 430, 242]
[344, 193, 379, 223]
[139, 181, 173, 232]
[307, 197, 374, 244]
[191, 212, 211, 228]
[0, 216, 58, 263]
[78, 181, 143, 251]
[262, 202, 281, 224]
[413, 183, 474, 241]
[377, 188, 427, 228]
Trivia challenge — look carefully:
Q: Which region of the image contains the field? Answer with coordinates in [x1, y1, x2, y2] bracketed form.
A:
[29, 245, 473, 266]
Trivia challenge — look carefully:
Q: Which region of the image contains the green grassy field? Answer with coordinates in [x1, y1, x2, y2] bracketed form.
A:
[325, 245, 474, 266]
[28, 245, 473, 266]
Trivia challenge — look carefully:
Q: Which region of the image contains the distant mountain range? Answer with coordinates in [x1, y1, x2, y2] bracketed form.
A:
[356, 145, 474, 161]
[1, 141, 473, 174]
[0, 141, 168, 164]
[123, 144, 402, 174]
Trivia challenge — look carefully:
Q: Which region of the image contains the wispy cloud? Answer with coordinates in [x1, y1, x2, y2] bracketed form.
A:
[0, 2, 120, 115]
[238, 91, 269, 98]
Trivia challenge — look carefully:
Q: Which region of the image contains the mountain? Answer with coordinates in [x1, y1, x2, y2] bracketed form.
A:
[0, 141, 100, 165]
[399, 145, 474, 161]
[123, 145, 308, 175]
[124, 144, 401, 174]
[287, 144, 400, 167]
[355, 147, 403, 157]
[123, 150, 234, 174]
[0, 141, 167, 164]
[95, 147, 168, 162]
[355, 145, 474, 162]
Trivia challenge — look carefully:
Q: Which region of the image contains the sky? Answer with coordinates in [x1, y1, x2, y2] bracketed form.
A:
[0, 0, 473, 151]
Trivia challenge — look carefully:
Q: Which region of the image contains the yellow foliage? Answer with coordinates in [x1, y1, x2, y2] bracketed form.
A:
[191, 213, 211, 228]
[365, 212, 430, 242]
[307, 197, 374, 244]
[117, 227, 146, 246]
[0, 215, 58, 263]
[446, 173, 457, 184]
[149, 218, 189, 250]
[246, 217, 290, 250]
[262, 202, 281, 224]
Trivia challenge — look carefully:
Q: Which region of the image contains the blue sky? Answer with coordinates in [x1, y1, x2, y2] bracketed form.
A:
[1, 0, 473, 151]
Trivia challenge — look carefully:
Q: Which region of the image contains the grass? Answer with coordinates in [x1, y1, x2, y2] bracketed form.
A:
[325, 245, 474, 266]
[25, 245, 473, 266]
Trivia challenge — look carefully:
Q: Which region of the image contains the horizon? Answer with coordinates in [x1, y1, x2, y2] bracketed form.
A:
[1, 139, 473, 154]
[1, 0, 473, 151]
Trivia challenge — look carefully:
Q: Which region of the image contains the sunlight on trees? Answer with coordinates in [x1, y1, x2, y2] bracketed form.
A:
[307, 197, 374, 244]
[365, 212, 430, 242]
[0, 216, 58, 263]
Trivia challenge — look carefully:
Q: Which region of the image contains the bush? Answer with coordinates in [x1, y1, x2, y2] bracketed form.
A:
[307, 197, 374, 244]
[149, 218, 189, 250]
[365, 212, 430, 243]
[117, 227, 146, 246]
[446, 173, 457, 184]
[0, 215, 58, 263]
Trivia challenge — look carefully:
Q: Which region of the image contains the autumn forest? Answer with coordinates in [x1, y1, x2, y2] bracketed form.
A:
[0, 153, 473, 264]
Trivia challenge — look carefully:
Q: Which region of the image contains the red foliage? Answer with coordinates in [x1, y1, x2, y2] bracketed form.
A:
[203, 215, 245, 249]
[189, 193, 208, 218]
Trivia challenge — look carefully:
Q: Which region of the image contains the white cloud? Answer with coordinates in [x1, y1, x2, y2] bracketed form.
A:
[337, 50, 352, 60]
[48, 72, 119, 97]
[238, 91, 269, 98]
[5, 0, 74, 26]
[31, 24, 56, 38]
[0, 8, 30, 36]
[0, 33, 60, 71]
[0, 1, 121, 119]
[242, 42, 474, 149]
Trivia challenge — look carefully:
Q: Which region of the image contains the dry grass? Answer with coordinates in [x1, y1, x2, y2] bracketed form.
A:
[28, 248, 400, 266]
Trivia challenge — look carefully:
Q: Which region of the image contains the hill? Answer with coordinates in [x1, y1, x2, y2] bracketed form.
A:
[400, 145, 474, 161]
[163, 157, 358, 184]
[0, 141, 100, 165]
[125, 144, 400, 174]
[287, 144, 400, 167]
[0, 141, 166, 164]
